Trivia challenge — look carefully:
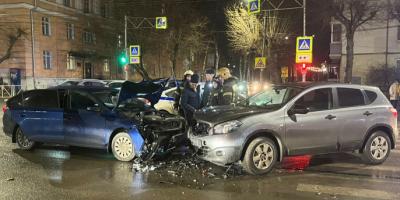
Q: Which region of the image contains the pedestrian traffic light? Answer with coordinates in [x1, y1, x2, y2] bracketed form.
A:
[118, 52, 128, 66]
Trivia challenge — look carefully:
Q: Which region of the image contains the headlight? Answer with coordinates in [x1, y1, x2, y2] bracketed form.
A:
[213, 120, 242, 135]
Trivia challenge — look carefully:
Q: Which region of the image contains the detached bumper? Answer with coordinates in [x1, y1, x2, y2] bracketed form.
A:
[188, 128, 242, 166]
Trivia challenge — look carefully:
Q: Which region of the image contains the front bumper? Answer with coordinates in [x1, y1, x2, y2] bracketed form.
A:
[188, 128, 242, 166]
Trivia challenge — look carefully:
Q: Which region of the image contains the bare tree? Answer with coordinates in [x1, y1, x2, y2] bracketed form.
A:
[226, 3, 261, 80]
[265, 12, 290, 83]
[226, 4, 289, 83]
[0, 28, 25, 64]
[331, 0, 381, 83]
[389, 0, 400, 21]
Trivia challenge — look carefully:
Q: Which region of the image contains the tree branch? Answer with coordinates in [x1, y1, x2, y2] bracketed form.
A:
[0, 28, 24, 64]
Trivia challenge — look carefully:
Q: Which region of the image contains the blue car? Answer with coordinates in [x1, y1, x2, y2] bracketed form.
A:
[2, 81, 186, 161]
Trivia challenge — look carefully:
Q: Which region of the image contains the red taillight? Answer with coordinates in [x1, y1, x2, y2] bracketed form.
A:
[2, 104, 8, 113]
[390, 107, 397, 118]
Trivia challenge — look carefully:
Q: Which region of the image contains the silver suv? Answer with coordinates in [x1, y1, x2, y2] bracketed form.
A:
[189, 83, 398, 175]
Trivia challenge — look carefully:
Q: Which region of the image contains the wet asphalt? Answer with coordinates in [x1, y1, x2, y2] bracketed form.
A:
[0, 119, 400, 200]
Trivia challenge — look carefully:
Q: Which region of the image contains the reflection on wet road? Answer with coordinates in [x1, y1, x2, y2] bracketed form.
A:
[1, 129, 400, 199]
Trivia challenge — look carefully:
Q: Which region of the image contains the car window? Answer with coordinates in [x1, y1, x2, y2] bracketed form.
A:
[294, 88, 332, 112]
[7, 93, 23, 108]
[337, 88, 365, 107]
[58, 89, 67, 108]
[365, 90, 377, 103]
[70, 92, 97, 110]
[22, 90, 59, 109]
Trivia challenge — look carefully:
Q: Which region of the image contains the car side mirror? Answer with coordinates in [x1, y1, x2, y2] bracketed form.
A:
[288, 104, 309, 115]
[86, 104, 101, 112]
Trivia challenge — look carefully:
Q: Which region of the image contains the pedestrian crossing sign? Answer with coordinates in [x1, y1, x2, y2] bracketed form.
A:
[248, 0, 261, 14]
[296, 36, 313, 53]
[129, 45, 141, 57]
[255, 57, 266, 69]
[156, 17, 167, 29]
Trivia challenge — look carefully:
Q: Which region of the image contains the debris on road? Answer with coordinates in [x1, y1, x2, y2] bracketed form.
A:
[6, 178, 14, 181]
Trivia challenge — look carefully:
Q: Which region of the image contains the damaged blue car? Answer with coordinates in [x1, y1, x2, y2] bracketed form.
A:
[2, 81, 186, 161]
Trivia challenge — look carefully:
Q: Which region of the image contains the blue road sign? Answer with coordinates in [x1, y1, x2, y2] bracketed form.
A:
[248, 0, 260, 14]
[296, 36, 313, 53]
[129, 45, 141, 57]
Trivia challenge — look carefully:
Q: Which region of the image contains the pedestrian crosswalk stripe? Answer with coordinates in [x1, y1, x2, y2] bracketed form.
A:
[297, 183, 399, 200]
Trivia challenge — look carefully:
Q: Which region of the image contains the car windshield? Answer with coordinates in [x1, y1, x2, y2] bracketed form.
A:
[247, 86, 302, 108]
[60, 81, 79, 86]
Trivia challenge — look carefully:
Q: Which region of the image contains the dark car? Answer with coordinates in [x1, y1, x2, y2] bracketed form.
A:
[3, 81, 186, 161]
[189, 83, 398, 175]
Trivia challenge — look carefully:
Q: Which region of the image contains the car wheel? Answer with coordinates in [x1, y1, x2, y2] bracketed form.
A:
[362, 131, 391, 165]
[15, 127, 36, 150]
[111, 132, 136, 162]
[242, 137, 277, 175]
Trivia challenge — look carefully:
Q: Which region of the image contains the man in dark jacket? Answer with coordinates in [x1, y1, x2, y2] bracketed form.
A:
[200, 68, 215, 108]
[181, 74, 201, 126]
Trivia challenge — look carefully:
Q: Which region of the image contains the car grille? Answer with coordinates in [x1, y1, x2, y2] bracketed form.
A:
[192, 122, 211, 136]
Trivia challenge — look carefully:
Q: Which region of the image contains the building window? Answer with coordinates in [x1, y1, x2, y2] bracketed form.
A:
[67, 55, 76, 70]
[397, 26, 400, 41]
[332, 24, 342, 43]
[63, 0, 71, 7]
[84, 0, 91, 13]
[43, 51, 52, 70]
[67, 23, 75, 40]
[103, 59, 109, 72]
[42, 17, 51, 36]
[397, 59, 400, 69]
[101, 3, 108, 18]
[83, 31, 95, 44]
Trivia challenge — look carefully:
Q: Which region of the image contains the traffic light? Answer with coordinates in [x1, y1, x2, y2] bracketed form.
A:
[118, 52, 128, 66]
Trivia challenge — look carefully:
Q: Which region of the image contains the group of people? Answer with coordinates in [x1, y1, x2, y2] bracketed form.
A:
[175, 67, 239, 126]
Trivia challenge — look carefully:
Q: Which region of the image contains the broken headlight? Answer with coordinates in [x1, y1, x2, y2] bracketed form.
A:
[213, 120, 242, 135]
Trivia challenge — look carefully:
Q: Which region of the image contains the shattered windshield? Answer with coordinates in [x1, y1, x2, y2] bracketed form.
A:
[91, 90, 148, 111]
[248, 86, 302, 108]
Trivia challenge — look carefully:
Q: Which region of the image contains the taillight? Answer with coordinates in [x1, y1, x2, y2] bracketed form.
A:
[2, 104, 8, 113]
[390, 107, 397, 118]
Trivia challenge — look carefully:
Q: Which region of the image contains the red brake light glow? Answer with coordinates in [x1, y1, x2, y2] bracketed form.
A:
[390, 107, 397, 118]
[2, 104, 8, 113]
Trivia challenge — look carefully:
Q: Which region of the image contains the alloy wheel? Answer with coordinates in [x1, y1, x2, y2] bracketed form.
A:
[370, 136, 389, 160]
[252, 143, 274, 170]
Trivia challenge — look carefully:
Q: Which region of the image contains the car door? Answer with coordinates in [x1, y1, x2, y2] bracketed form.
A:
[64, 90, 107, 148]
[285, 87, 340, 155]
[333, 87, 370, 151]
[16, 90, 64, 143]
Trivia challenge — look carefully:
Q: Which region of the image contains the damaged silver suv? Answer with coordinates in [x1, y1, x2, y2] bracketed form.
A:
[189, 83, 398, 175]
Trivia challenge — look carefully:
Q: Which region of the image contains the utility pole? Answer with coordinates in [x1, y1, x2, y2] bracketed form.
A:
[301, 0, 307, 82]
[124, 15, 128, 80]
[261, 13, 266, 83]
[303, 0, 306, 36]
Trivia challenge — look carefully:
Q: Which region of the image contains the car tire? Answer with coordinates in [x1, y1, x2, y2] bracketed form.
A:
[361, 131, 391, 165]
[242, 137, 278, 175]
[15, 127, 36, 150]
[111, 132, 136, 162]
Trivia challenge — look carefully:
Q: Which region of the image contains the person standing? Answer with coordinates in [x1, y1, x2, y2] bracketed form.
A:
[389, 80, 400, 109]
[181, 74, 201, 126]
[200, 68, 215, 108]
[174, 70, 194, 116]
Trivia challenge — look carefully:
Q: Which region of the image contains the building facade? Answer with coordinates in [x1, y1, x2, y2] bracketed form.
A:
[0, 0, 119, 89]
[329, 15, 400, 84]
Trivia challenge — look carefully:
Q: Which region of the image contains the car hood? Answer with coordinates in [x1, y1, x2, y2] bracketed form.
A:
[194, 105, 272, 125]
[116, 81, 164, 108]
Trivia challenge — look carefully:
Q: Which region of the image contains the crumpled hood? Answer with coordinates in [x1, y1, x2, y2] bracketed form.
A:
[194, 105, 270, 125]
[116, 81, 164, 108]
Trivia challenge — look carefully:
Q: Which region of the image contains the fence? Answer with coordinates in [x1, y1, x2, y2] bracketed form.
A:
[0, 85, 23, 99]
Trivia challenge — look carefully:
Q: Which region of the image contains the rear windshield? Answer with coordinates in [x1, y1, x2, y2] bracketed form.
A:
[6, 93, 23, 108]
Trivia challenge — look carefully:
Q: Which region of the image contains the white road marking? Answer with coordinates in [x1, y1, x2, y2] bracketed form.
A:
[314, 163, 400, 172]
[297, 183, 399, 200]
[304, 173, 400, 184]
